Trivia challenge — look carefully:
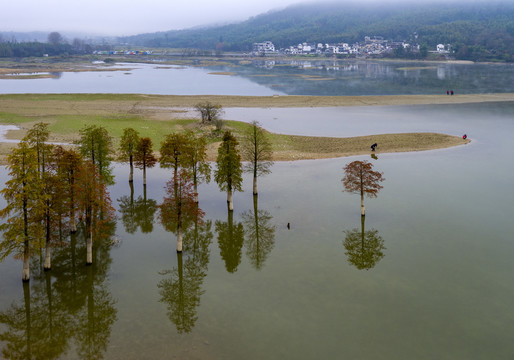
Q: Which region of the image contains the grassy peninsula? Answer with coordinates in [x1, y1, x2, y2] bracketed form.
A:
[0, 93, 490, 163]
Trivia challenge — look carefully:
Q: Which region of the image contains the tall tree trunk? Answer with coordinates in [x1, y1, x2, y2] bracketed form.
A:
[44, 246, 51, 271]
[253, 193, 259, 213]
[253, 154, 258, 195]
[176, 224, 183, 253]
[70, 179, 77, 233]
[177, 183, 183, 252]
[143, 164, 147, 186]
[253, 175, 258, 196]
[360, 168, 365, 216]
[44, 209, 51, 270]
[70, 206, 77, 233]
[253, 195, 261, 265]
[227, 189, 233, 211]
[360, 192, 365, 216]
[129, 180, 134, 204]
[22, 242, 30, 282]
[86, 230, 93, 265]
[70, 232, 78, 301]
[22, 195, 30, 282]
[129, 154, 134, 182]
[194, 182, 199, 203]
[360, 215, 366, 254]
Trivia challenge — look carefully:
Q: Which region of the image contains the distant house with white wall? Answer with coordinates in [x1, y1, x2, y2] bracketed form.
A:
[253, 41, 276, 55]
[302, 44, 312, 53]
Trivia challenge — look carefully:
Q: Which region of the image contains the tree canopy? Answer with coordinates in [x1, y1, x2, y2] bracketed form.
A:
[0, 143, 44, 280]
[215, 131, 243, 211]
[241, 121, 273, 195]
[77, 125, 115, 185]
[342, 160, 384, 216]
[118, 127, 140, 182]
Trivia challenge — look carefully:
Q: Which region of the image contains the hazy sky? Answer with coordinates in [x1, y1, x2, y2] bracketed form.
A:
[2, 0, 305, 36]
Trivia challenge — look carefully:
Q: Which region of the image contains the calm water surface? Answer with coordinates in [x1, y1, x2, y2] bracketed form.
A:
[1, 60, 514, 95]
[1, 102, 513, 359]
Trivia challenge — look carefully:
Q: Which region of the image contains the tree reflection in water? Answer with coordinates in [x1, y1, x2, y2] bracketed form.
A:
[158, 211, 212, 333]
[216, 208, 245, 273]
[343, 216, 385, 270]
[242, 195, 276, 270]
[0, 222, 117, 359]
[118, 183, 157, 234]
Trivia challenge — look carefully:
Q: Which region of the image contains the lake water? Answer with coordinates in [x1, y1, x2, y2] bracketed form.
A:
[1, 60, 514, 95]
[1, 62, 514, 359]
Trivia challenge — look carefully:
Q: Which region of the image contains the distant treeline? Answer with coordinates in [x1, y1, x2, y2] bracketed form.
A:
[120, 1, 514, 62]
[0, 42, 87, 58]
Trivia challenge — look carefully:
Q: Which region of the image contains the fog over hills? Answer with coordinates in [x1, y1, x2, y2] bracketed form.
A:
[2, 1, 513, 62]
[118, 1, 514, 61]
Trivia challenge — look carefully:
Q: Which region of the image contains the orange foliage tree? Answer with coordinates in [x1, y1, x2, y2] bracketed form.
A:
[160, 170, 205, 253]
[342, 160, 385, 216]
[74, 161, 115, 265]
[134, 137, 157, 186]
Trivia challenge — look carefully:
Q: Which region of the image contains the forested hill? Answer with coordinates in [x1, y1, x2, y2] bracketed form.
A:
[120, 1, 514, 62]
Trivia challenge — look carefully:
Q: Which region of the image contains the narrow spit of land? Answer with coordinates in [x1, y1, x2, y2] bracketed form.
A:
[0, 92, 499, 163]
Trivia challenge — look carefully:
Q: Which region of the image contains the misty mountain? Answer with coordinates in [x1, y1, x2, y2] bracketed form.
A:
[119, 1, 514, 61]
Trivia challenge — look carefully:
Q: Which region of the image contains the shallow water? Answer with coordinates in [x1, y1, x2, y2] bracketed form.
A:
[1, 102, 513, 359]
[0, 125, 20, 143]
[1, 60, 514, 95]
